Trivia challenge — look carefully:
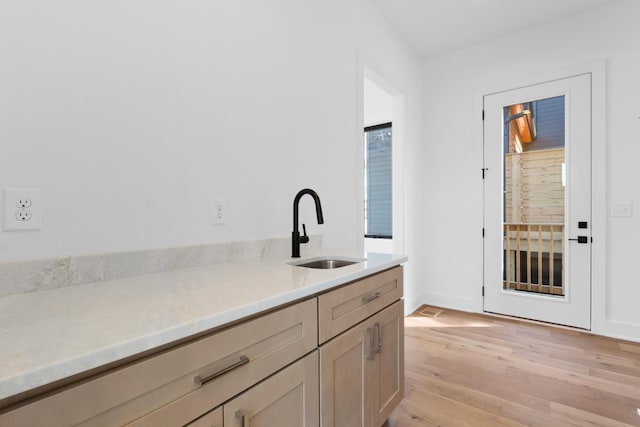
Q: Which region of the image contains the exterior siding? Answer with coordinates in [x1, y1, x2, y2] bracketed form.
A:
[524, 96, 565, 151]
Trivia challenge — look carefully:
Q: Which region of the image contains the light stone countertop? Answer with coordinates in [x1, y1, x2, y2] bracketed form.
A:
[0, 250, 407, 401]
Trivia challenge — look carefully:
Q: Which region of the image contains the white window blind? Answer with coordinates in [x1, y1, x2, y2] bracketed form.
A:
[364, 123, 392, 238]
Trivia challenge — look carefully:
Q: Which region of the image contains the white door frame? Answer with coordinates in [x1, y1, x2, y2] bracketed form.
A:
[357, 58, 406, 258]
[475, 61, 606, 331]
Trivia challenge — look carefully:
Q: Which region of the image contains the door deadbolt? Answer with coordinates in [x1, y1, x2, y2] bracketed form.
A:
[568, 236, 589, 244]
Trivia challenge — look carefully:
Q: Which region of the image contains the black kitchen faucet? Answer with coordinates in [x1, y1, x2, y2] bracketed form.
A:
[291, 188, 324, 257]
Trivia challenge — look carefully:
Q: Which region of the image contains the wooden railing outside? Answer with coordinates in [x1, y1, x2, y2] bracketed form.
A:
[503, 223, 565, 296]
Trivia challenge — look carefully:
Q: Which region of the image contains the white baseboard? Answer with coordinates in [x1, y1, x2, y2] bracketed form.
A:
[410, 293, 640, 344]
[414, 291, 479, 314]
[595, 319, 640, 343]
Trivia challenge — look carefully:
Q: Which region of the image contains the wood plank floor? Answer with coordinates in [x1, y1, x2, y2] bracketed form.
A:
[386, 306, 640, 427]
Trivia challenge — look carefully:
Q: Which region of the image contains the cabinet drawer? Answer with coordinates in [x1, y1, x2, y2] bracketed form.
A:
[318, 266, 402, 343]
[1, 298, 317, 427]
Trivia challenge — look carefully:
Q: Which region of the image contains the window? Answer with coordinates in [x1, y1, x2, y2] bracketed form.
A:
[364, 122, 392, 239]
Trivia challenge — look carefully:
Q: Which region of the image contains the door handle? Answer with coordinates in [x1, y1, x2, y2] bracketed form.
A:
[367, 327, 375, 360]
[568, 236, 589, 244]
[375, 322, 382, 354]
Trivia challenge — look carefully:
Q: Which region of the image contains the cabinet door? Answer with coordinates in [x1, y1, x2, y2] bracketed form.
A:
[371, 300, 404, 427]
[319, 318, 373, 427]
[224, 351, 319, 427]
[186, 406, 222, 427]
[320, 300, 404, 427]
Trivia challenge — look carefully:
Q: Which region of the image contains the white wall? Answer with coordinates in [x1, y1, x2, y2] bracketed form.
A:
[420, 0, 640, 341]
[0, 0, 422, 289]
[364, 77, 393, 127]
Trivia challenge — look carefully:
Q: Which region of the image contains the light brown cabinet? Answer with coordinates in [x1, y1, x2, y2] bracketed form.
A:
[318, 266, 403, 344]
[185, 351, 318, 427]
[369, 301, 404, 426]
[0, 298, 318, 426]
[0, 266, 403, 427]
[318, 266, 404, 427]
[319, 310, 370, 426]
[185, 407, 222, 427]
[320, 301, 404, 427]
[224, 351, 319, 427]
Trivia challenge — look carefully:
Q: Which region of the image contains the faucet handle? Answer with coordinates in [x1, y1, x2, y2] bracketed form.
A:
[300, 224, 310, 244]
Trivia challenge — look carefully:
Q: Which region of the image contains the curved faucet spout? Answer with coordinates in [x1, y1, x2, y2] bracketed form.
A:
[292, 188, 324, 257]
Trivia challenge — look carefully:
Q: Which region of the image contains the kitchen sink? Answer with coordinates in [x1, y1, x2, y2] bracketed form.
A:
[289, 256, 365, 269]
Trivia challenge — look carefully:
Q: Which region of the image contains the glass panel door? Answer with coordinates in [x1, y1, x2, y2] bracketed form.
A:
[483, 74, 592, 329]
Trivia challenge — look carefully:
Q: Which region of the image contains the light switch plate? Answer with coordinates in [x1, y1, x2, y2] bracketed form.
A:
[611, 202, 633, 217]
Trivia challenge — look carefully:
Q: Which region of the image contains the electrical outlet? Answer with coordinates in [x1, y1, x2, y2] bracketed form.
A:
[212, 197, 227, 225]
[16, 198, 32, 208]
[3, 188, 42, 231]
[15, 210, 32, 221]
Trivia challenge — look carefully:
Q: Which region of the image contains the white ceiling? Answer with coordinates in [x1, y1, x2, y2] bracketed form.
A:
[370, 0, 615, 59]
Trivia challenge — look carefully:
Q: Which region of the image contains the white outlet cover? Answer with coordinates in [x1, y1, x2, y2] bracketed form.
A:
[3, 187, 43, 231]
[212, 197, 227, 225]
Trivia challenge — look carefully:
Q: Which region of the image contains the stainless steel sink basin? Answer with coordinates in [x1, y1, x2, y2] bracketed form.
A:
[295, 259, 357, 269]
[289, 256, 365, 269]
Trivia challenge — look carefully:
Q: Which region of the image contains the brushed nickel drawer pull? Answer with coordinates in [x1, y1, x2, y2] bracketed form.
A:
[362, 291, 382, 304]
[194, 355, 250, 386]
[236, 410, 249, 427]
